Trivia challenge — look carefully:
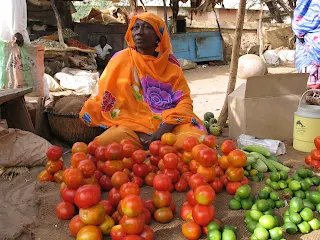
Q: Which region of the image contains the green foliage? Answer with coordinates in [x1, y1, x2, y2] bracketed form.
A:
[72, 0, 113, 22]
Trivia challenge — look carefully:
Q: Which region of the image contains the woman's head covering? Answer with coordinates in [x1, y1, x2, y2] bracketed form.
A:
[125, 12, 171, 54]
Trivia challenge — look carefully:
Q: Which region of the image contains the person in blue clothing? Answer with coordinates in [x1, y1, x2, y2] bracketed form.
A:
[292, 0, 320, 88]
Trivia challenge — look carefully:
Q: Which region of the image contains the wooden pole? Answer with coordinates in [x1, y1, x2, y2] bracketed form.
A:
[163, 0, 168, 29]
[50, 0, 64, 44]
[217, 0, 247, 128]
[258, 5, 266, 63]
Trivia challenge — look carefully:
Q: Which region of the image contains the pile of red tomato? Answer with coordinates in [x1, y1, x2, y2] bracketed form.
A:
[305, 136, 320, 169]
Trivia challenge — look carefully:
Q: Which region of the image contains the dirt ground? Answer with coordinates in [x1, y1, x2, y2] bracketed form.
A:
[1, 64, 313, 240]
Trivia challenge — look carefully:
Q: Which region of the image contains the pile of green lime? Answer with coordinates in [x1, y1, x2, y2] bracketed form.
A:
[283, 196, 320, 235]
[244, 168, 265, 182]
[229, 185, 255, 210]
[207, 222, 237, 240]
[257, 187, 285, 209]
[203, 112, 221, 136]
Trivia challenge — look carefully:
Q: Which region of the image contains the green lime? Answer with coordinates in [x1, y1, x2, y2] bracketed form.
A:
[207, 221, 221, 232]
[247, 221, 258, 233]
[300, 208, 313, 221]
[298, 168, 310, 179]
[256, 172, 265, 181]
[222, 225, 236, 234]
[312, 176, 320, 186]
[304, 177, 314, 186]
[245, 215, 254, 225]
[250, 235, 258, 240]
[297, 221, 311, 234]
[265, 178, 272, 186]
[241, 198, 254, 210]
[287, 177, 292, 184]
[289, 180, 301, 191]
[305, 191, 311, 200]
[244, 170, 249, 177]
[267, 199, 275, 209]
[278, 180, 287, 189]
[300, 180, 312, 191]
[208, 229, 221, 240]
[221, 229, 236, 240]
[275, 200, 285, 209]
[236, 184, 251, 199]
[316, 203, 320, 213]
[270, 182, 280, 191]
[262, 186, 272, 194]
[294, 190, 306, 199]
[283, 215, 291, 223]
[256, 199, 270, 212]
[303, 199, 315, 210]
[233, 195, 241, 201]
[293, 173, 303, 181]
[270, 192, 280, 201]
[270, 172, 281, 182]
[284, 222, 298, 235]
[244, 210, 251, 218]
[269, 227, 283, 240]
[290, 197, 304, 213]
[259, 215, 276, 229]
[308, 218, 320, 230]
[253, 227, 269, 240]
[250, 210, 263, 221]
[258, 190, 269, 199]
[289, 212, 302, 224]
[229, 199, 241, 210]
[282, 188, 293, 198]
[280, 171, 288, 180]
[308, 191, 320, 204]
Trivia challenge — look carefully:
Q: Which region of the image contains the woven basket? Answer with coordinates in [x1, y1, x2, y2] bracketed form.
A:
[46, 111, 104, 144]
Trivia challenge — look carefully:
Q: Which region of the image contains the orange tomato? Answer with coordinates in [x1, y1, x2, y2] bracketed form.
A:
[218, 155, 230, 170]
[227, 150, 247, 168]
[197, 165, 215, 183]
[161, 133, 177, 146]
[103, 160, 124, 177]
[37, 169, 54, 182]
[46, 160, 64, 174]
[191, 144, 209, 162]
[99, 215, 115, 235]
[220, 140, 236, 155]
[71, 152, 87, 168]
[69, 215, 86, 237]
[72, 142, 88, 154]
[79, 203, 106, 225]
[182, 221, 202, 240]
[225, 166, 244, 182]
[63, 168, 84, 189]
[54, 170, 64, 183]
[189, 160, 200, 174]
[77, 226, 102, 240]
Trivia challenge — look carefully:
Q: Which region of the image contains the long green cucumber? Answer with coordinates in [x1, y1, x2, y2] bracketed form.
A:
[269, 160, 290, 172]
[268, 155, 279, 162]
[252, 158, 268, 173]
[250, 152, 277, 172]
[241, 145, 271, 157]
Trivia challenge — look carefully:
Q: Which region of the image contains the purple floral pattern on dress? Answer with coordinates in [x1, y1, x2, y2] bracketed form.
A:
[140, 75, 183, 114]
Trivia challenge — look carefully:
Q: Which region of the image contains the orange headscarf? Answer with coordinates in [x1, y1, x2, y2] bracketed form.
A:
[79, 12, 205, 134]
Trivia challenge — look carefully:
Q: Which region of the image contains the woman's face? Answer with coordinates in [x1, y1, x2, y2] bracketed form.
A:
[132, 19, 158, 53]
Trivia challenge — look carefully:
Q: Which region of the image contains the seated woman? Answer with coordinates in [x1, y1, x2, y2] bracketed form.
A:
[79, 12, 207, 149]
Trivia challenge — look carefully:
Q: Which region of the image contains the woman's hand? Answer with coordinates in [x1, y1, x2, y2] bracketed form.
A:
[136, 132, 152, 150]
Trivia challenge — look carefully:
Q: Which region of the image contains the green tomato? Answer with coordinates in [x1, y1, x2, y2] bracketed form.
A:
[208, 229, 221, 240]
[253, 227, 269, 240]
[297, 221, 311, 234]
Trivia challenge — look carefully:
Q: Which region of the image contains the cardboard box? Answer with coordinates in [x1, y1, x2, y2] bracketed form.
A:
[228, 73, 309, 141]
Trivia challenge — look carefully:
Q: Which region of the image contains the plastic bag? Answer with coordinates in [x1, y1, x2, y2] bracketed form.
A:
[0, 40, 46, 96]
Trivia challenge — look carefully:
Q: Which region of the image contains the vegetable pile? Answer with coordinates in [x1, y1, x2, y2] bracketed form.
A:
[202, 112, 221, 136]
[66, 39, 95, 50]
[304, 136, 320, 169]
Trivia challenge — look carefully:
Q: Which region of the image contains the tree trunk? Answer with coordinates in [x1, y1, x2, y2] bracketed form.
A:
[50, 0, 64, 44]
[140, 0, 147, 12]
[217, 0, 247, 128]
[163, 0, 168, 29]
[258, 6, 266, 63]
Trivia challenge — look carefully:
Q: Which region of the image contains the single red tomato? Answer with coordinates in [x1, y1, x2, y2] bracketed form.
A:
[241, 176, 249, 185]
[202, 225, 209, 236]
[158, 159, 165, 171]
[123, 157, 135, 169]
[191, 144, 209, 162]
[120, 182, 140, 198]
[131, 176, 144, 187]
[197, 165, 215, 183]
[194, 185, 216, 205]
[181, 171, 193, 182]
[150, 165, 158, 173]
[88, 141, 100, 156]
[189, 160, 200, 174]
[69, 215, 86, 237]
[120, 215, 145, 235]
[121, 195, 144, 217]
[141, 208, 152, 225]
[110, 225, 126, 240]
[213, 166, 224, 177]
[153, 207, 174, 223]
[163, 168, 180, 183]
[183, 137, 199, 152]
[56, 201, 75, 220]
[175, 178, 189, 192]
[228, 150, 247, 168]
[161, 133, 177, 146]
[132, 150, 147, 164]
[149, 155, 160, 166]
[105, 143, 123, 160]
[153, 174, 172, 191]
[149, 140, 163, 156]
[178, 162, 190, 174]
[140, 225, 154, 240]
[203, 135, 218, 148]
[220, 174, 229, 186]
[163, 153, 179, 169]
[94, 170, 103, 181]
[188, 174, 207, 189]
[220, 140, 237, 155]
[168, 184, 175, 193]
[192, 204, 215, 226]
[145, 172, 156, 186]
[226, 182, 242, 195]
[74, 184, 101, 209]
[71, 152, 87, 168]
[112, 211, 122, 224]
[123, 143, 136, 158]
[311, 149, 320, 161]
[97, 160, 105, 172]
[218, 155, 230, 170]
[111, 171, 130, 188]
[87, 154, 98, 165]
[103, 160, 124, 176]
[100, 200, 115, 216]
[46, 145, 63, 161]
[153, 190, 172, 208]
[198, 148, 218, 167]
[159, 145, 175, 159]
[72, 142, 88, 154]
[38, 169, 54, 182]
[211, 178, 224, 193]
[78, 159, 96, 178]
[77, 225, 102, 240]
[305, 155, 312, 165]
[132, 163, 150, 178]
[95, 146, 107, 162]
[54, 170, 64, 183]
[183, 151, 193, 164]
[61, 186, 76, 204]
[225, 166, 244, 182]
[109, 188, 122, 206]
[46, 160, 64, 174]
[310, 159, 320, 169]
[79, 203, 106, 225]
[186, 189, 197, 206]
[99, 175, 113, 191]
[144, 199, 157, 215]
[63, 168, 83, 189]
[314, 136, 320, 150]
[181, 221, 202, 240]
[180, 203, 193, 221]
